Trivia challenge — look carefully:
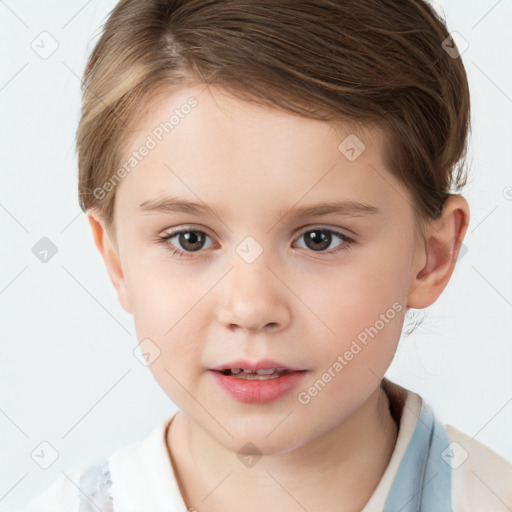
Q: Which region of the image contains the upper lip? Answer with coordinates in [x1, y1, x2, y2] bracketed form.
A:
[210, 359, 305, 372]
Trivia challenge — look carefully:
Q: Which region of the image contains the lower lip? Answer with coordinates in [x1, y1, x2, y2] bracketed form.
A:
[210, 370, 306, 404]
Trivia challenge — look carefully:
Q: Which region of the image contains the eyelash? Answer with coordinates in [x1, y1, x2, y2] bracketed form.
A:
[156, 226, 356, 259]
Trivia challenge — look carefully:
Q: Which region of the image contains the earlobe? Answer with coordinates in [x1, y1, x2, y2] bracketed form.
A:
[87, 211, 133, 315]
[407, 195, 470, 309]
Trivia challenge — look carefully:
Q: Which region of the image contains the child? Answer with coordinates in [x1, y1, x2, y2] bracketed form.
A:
[21, 0, 512, 511]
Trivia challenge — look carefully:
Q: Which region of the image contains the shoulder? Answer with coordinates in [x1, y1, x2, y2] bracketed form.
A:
[381, 380, 512, 511]
[19, 467, 82, 512]
[19, 461, 114, 512]
[19, 415, 178, 511]
[445, 424, 512, 511]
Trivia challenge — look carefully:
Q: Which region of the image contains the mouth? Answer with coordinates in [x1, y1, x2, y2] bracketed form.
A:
[210, 359, 306, 379]
[209, 360, 307, 404]
[215, 368, 297, 380]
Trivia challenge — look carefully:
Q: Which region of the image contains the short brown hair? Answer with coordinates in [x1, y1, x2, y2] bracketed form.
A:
[77, 0, 471, 240]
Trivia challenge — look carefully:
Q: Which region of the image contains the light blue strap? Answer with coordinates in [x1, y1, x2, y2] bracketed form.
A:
[78, 460, 114, 512]
[384, 400, 452, 511]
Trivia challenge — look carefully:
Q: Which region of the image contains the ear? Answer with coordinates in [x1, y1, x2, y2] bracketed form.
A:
[87, 210, 132, 314]
[407, 195, 470, 309]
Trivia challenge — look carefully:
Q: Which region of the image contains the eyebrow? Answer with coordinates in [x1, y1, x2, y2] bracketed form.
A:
[138, 196, 380, 220]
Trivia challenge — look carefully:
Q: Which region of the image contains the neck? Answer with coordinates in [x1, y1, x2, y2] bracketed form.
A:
[167, 383, 399, 512]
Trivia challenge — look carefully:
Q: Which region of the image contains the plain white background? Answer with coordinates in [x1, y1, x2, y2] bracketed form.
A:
[1, 1, 511, 510]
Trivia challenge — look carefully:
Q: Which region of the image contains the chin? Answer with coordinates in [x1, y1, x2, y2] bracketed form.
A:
[215, 416, 312, 456]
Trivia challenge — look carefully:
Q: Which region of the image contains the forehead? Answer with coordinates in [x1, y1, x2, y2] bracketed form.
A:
[115, 84, 412, 221]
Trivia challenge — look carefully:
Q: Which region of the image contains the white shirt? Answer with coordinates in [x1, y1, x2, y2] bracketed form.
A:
[19, 380, 512, 511]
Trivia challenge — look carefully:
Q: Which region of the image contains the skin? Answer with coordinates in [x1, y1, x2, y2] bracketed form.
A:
[88, 84, 469, 511]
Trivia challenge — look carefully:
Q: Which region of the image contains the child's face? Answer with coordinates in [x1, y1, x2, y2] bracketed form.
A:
[96, 84, 427, 453]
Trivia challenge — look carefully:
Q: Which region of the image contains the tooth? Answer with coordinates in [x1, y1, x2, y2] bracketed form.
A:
[256, 369, 275, 375]
[233, 372, 281, 380]
[231, 368, 242, 375]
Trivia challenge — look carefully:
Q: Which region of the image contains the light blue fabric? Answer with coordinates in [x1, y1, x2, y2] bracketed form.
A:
[384, 400, 452, 511]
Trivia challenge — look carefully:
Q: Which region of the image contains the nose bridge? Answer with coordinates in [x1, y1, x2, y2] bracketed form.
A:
[217, 237, 291, 331]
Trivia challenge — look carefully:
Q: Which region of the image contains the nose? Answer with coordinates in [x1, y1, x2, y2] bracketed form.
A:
[216, 253, 292, 333]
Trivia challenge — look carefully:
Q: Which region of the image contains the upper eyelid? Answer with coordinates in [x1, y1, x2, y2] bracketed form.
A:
[164, 224, 352, 234]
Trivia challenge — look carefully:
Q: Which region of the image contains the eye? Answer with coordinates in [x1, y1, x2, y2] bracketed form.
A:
[156, 226, 355, 259]
[293, 227, 355, 255]
[157, 228, 215, 258]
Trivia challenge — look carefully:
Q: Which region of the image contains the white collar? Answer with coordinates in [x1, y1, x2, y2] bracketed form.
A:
[107, 381, 421, 510]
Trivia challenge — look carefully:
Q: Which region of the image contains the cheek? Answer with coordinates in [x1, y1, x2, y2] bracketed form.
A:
[296, 280, 405, 420]
[128, 280, 206, 407]
[297, 254, 407, 373]
[123, 250, 203, 333]
[309, 256, 405, 323]
[122, 261, 203, 377]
